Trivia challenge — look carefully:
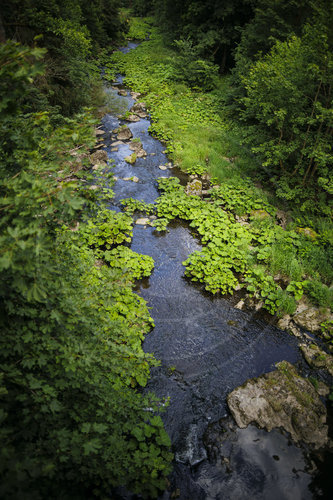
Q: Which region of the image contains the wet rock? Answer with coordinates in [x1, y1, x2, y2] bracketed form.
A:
[118, 89, 127, 96]
[277, 316, 302, 338]
[90, 150, 108, 164]
[129, 141, 147, 157]
[136, 111, 148, 118]
[111, 140, 124, 147]
[124, 153, 137, 164]
[136, 148, 147, 158]
[136, 218, 150, 225]
[125, 114, 140, 122]
[159, 165, 167, 170]
[111, 147, 118, 152]
[235, 300, 245, 310]
[227, 361, 328, 449]
[130, 102, 148, 119]
[300, 343, 333, 376]
[123, 176, 139, 183]
[293, 299, 332, 332]
[130, 91, 141, 100]
[185, 179, 202, 196]
[95, 128, 105, 136]
[116, 126, 133, 141]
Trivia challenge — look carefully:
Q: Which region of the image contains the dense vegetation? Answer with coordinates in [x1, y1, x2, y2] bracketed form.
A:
[0, 3, 172, 498]
[109, 12, 332, 337]
[129, 0, 332, 212]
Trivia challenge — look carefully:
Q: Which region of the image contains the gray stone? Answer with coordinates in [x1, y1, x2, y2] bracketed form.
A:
[159, 165, 167, 170]
[125, 114, 140, 122]
[117, 127, 133, 141]
[95, 128, 105, 136]
[300, 343, 333, 376]
[227, 361, 328, 449]
[293, 299, 332, 333]
[90, 150, 108, 165]
[118, 89, 127, 96]
[136, 218, 150, 225]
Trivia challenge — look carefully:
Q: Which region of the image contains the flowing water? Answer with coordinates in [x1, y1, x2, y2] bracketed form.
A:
[100, 45, 330, 499]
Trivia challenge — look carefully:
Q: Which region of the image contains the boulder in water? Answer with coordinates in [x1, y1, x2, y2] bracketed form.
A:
[89, 150, 108, 164]
[116, 126, 133, 141]
[227, 361, 328, 449]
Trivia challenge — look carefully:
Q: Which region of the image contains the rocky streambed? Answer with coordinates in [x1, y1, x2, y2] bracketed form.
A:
[93, 44, 333, 499]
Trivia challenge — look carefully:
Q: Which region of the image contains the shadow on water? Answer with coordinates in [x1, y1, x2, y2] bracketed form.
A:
[100, 45, 331, 499]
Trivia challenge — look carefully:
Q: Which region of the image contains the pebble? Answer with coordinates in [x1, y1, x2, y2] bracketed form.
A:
[159, 165, 167, 170]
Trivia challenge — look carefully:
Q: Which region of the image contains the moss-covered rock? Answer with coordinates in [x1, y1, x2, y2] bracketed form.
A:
[227, 361, 328, 449]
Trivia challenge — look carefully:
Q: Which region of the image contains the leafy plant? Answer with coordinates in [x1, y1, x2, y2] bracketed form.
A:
[77, 209, 133, 248]
[103, 246, 154, 279]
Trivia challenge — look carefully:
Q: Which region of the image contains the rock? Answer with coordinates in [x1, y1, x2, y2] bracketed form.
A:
[316, 381, 330, 397]
[111, 141, 124, 146]
[185, 179, 202, 196]
[123, 176, 139, 183]
[131, 102, 146, 112]
[136, 218, 150, 225]
[300, 343, 333, 376]
[124, 153, 137, 164]
[95, 128, 105, 136]
[89, 185, 98, 190]
[116, 127, 133, 141]
[129, 141, 147, 157]
[118, 89, 127, 96]
[90, 150, 108, 164]
[136, 148, 147, 158]
[277, 315, 302, 337]
[235, 300, 245, 310]
[125, 114, 140, 122]
[130, 91, 141, 100]
[227, 361, 328, 449]
[92, 165, 101, 171]
[111, 147, 118, 152]
[293, 299, 332, 332]
[159, 165, 167, 170]
[136, 111, 148, 118]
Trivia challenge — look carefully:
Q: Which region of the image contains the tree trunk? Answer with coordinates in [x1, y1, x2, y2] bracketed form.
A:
[0, 13, 6, 43]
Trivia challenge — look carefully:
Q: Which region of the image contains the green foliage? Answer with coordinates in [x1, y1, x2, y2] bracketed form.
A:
[121, 197, 156, 215]
[151, 218, 170, 232]
[303, 280, 333, 309]
[77, 209, 133, 248]
[1, 0, 125, 115]
[238, 24, 333, 211]
[126, 15, 153, 40]
[245, 268, 295, 316]
[103, 245, 154, 279]
[0, 41, 172, 498]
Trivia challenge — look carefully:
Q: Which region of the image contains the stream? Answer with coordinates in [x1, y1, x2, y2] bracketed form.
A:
[99, 43, 330, 499]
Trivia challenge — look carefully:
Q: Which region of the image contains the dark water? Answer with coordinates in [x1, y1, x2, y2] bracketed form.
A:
[100, 49, 329, 499]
